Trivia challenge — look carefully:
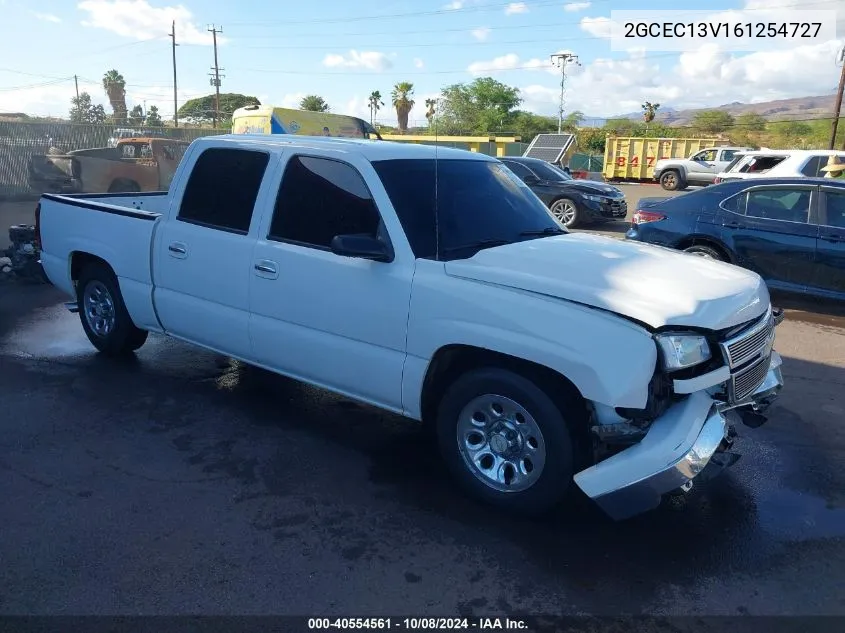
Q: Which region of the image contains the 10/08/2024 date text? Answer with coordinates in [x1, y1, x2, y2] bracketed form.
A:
[308, 618, 529, 630]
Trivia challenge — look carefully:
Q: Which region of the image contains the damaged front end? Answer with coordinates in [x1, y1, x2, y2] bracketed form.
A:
[574, 306, 785, 521]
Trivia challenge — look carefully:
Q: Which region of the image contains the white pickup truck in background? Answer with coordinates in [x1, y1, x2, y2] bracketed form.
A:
[36, 135, 785, 521]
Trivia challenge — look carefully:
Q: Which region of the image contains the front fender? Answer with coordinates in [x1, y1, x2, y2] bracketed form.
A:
[402, 261, 658, 419]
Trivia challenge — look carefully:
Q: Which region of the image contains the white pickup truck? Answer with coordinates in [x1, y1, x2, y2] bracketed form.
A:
[36, 134, 785, 521]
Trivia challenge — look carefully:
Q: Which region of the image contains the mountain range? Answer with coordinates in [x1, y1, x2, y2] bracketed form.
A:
[581, 94, 837, 127]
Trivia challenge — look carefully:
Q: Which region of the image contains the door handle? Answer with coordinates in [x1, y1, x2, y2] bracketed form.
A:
[724, 222, 742, 228]
[168, 243, 187, 254]
[821, 234, 844, 243]
[254, 262, 277, 274]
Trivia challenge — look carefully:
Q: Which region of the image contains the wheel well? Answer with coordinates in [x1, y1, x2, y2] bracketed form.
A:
[70, 251, 112, 282]
[420, 345, 591, 451]
[674, 236, 733, 262]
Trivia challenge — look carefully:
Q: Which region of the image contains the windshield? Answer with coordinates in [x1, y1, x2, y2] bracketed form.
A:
[529, 161, 572, 182]
[723, 154, 746, 173]
[371, 158, 565, 261]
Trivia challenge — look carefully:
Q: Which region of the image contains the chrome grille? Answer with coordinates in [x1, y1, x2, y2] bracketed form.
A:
[730, 353, 771, 401]
[721, 307, 774, 369]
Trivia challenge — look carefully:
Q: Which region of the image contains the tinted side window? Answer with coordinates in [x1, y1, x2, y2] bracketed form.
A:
[178, 148, 269, 233]
[823, 190, 845, 228]
[746, 188, 811, 223]
[270, 155, 380, 248]
[721, 150, 737, 162]
[501, 161, 534, 180]
[801, 155, 824, 178]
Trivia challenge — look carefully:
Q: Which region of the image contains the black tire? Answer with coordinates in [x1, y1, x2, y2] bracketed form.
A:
[659, 170, 685, 191]
[77, 262, 148, 355]
[435, 367, 576, 516]
[683, 244, 725, 261]
[108, 179, 141, 193]
[549, 197, 583, 229]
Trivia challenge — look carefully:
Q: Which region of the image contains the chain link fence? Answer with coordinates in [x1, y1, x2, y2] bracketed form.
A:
[0, 121, 226, 199]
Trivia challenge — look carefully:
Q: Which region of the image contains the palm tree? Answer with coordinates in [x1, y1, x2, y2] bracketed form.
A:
[102, 69, 127, 124]
[642, 101, 660, 124]
[425, 98, 437, 125]
[368, 91, 384, 126]
[300, 95, 330, 112]
[391, 82, 415, 134]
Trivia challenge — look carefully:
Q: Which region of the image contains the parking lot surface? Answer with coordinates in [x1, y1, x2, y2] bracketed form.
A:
[1, 275, 844, 616]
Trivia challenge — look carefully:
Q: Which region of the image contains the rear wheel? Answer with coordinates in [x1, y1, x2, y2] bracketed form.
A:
[550, 197, 582, 228]
[435, 367, 576, 516]
[77, 262, 148, 355]
[683, 244, 725, 261]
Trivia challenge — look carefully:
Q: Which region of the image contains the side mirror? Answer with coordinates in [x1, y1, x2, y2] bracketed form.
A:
[330, 234, 393, 262]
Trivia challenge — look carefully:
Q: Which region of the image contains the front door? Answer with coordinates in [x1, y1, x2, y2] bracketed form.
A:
[686, 149, 719, 184]
[720, 184, 820, 293]
[814, 185, 845, 298]
[153, 146, 275, 359]
[248, 153, 414, 412]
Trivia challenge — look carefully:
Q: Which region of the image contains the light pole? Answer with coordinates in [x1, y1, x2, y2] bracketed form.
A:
[550, 52, 580, 134]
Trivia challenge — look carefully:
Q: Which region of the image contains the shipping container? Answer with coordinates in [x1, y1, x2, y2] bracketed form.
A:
[602, 137, 728, 182]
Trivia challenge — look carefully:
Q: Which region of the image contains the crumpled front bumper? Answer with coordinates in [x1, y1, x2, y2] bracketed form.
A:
[574, 352, 784, 521]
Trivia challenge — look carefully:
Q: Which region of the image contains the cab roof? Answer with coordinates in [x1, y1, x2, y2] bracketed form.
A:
[195, 133, 497, 162]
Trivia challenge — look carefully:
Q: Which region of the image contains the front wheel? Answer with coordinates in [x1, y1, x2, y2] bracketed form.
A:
[77, 262, 148, 355]
[549, 197, 582, 229]
[435, 367, 576, 516]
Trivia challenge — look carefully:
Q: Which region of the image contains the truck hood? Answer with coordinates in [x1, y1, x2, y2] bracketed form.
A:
[443, 233, 769, 330]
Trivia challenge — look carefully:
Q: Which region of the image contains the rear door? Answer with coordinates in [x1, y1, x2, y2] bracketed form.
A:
[153, 146, 277, 359]
[814, 185, 845, 298]
[720, 183, 820, 293]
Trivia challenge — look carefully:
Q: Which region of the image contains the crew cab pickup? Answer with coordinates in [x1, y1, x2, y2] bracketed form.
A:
[36, 135, 785, 521]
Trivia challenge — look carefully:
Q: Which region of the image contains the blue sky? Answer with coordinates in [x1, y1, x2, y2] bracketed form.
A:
[0, 0, 842, 123]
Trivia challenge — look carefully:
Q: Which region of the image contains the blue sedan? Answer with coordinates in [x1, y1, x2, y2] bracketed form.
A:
[625, 177, 845, 301]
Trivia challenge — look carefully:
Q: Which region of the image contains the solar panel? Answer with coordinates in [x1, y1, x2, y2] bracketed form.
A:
[523, 133, 575, 163]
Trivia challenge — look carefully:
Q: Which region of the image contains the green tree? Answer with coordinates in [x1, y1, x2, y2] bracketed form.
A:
[69, 92, 106, 124]
[128, 105, 145, 126]
[145, 105, 163, 127]
[736, 112, 767, 131]
[561, 110, 584, 131]
[603, 117, 636, 135]
[692, 110, 735, 134]
[392, 82, 415, 133]
[300, 95, 330, 112]
[178, 93, 261, 125]
[102, 69, 127, 124]
[575, 127, 608, 155]
[510, 111, 557, 140]
[368, 91, 384, 125]
[438, 77, 522, 134]
[425, 98, 437, 126]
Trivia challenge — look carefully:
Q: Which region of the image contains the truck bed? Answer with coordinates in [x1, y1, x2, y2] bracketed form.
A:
[38, 191, 169, 333]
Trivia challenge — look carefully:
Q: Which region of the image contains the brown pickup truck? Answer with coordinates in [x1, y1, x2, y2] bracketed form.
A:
[28, 137, 188, 194]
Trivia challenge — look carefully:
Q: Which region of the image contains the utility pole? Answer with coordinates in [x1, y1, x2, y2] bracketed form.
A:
[208, 25, 224, 128]
[74, 75, 79, 101]
[550, 52, 580, 134]
[834, 46, 845, 149]
[169, 20, 179, 128]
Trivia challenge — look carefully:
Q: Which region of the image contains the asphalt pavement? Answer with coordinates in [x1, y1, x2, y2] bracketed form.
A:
[1, 270, 844, 616]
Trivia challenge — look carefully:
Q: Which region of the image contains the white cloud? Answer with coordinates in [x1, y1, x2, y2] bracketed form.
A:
[77, 0, 222, 45]
[279, 93, 308, 110]
[467, 53, 557, 76]
[33, 12, 61, 22]
[579, 16, 613, 38]
[504, 2, 528, 14]
[442, 0, 463, 9]
[414, 58, 425, 69]
[0, 84, 76, 118]
[323, 50, 392, 71]
[564, 2, 590, 11]
[471, 27, 491, 41]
